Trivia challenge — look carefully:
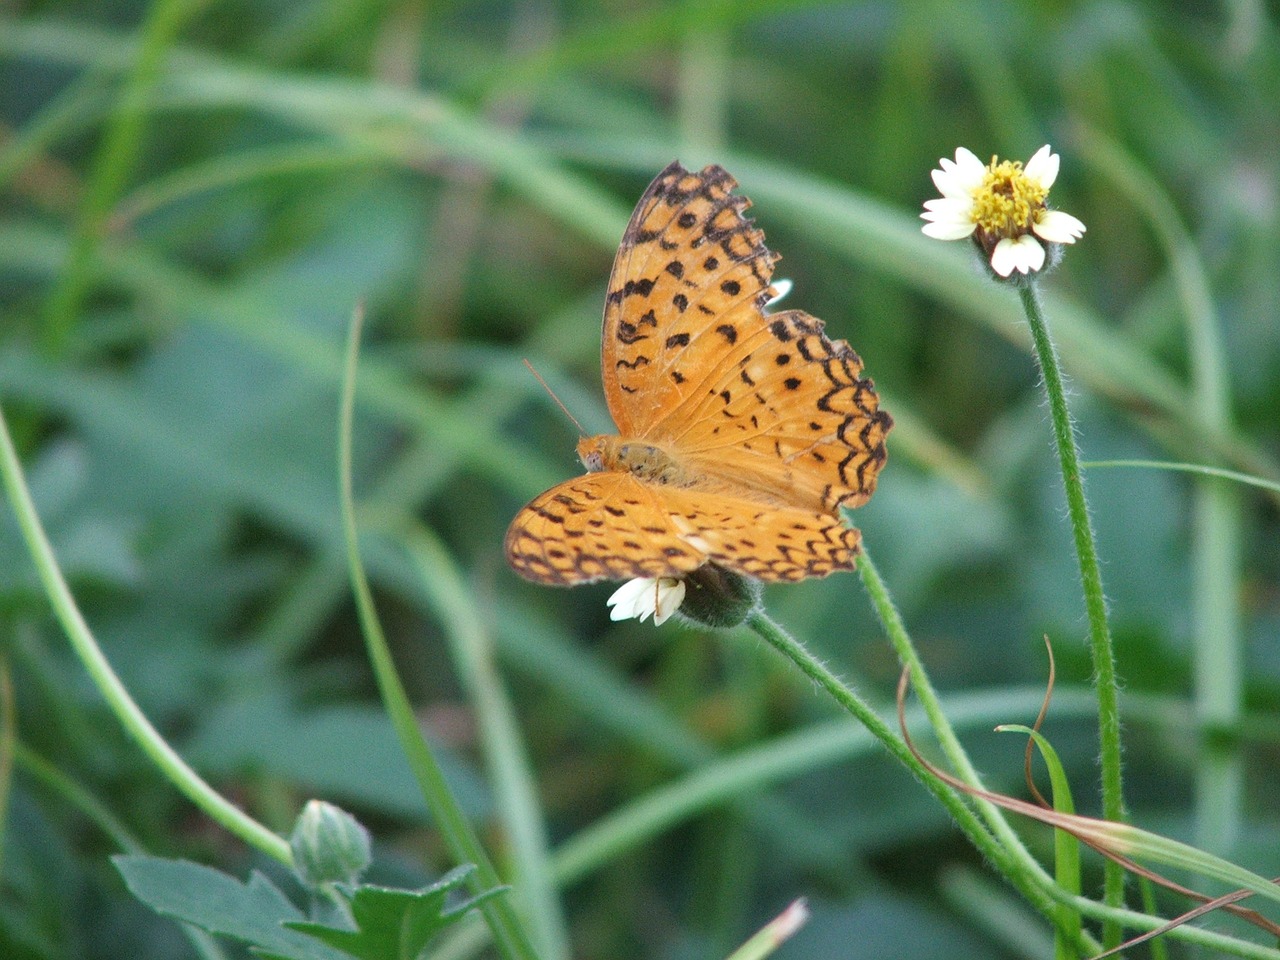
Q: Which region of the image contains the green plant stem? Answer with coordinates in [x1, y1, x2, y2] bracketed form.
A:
[744, 603, 1097, 956]
[857, 550, 1101, 952]
[338, 310, 541, 960]
[1019, 281, 1126, 943]
[1078, 128, 1243, 856]
[396, 522, 571, 960]
[0, 400, 292, 866]
[15, 741, 141, 852]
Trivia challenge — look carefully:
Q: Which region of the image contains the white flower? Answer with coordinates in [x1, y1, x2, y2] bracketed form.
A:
[766, 278, 793, 306]
[921, 144, 1086, 277]
[607, 577, 686, 625]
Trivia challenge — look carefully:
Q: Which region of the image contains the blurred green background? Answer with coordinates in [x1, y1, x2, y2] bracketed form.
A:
[1, 0, 1278, 957]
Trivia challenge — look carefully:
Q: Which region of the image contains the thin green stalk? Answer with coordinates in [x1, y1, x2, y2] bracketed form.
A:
[1083, 459, 1280, 496]
[338, 309, 541, 960]
[0, 401, 292, 865]
[15, 741, 140, 853]
[395, 522, 571, 960]
[676, 0, 730, 154]
[856, 548, 1098, 954]
[744, 605, 1097, 956]
[1078, 129, 1243, 856]
[858, 551, 1026, 848]
[1018, 281, 1126, 944]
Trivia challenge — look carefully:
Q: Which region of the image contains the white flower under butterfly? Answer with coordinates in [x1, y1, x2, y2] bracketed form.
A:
[921, 145, 1086, 277]
[607, 577, 686, 626]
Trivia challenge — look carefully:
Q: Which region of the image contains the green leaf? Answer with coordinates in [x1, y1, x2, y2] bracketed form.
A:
[285, 866, 504, 960]
[996, 724, 1083, 958]
[113, 854, 349, 960]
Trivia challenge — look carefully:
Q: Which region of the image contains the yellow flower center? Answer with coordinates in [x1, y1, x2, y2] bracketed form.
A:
[971, 158, 1048, 237]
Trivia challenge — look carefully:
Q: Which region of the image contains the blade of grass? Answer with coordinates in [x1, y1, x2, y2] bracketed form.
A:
[0, 656, 13, 875]
[996, 724, 1083, 958]
[337, 307, 541, 960]
[1082, 459, 1280, 496]
[40, 0, 208, 354]
[110, 141, 393, 228]
[391, 521, 571, 960]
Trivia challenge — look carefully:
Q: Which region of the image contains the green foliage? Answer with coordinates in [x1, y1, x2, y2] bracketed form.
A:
[285, 867, 503, 960]
[115, 854, 350, 960]
[116, 854, 495, 960]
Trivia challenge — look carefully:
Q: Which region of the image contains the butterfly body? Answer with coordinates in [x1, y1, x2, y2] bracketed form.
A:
[578, 436, 688, 486]
[506, 162, 892, 587]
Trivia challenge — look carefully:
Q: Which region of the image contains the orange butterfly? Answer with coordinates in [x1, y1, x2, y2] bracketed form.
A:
[506, 162, 891, 585]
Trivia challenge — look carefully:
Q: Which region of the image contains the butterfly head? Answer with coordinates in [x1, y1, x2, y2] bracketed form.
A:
[577, 435, 610, 473]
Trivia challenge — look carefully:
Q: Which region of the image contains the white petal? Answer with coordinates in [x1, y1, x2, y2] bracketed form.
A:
[1024, 144, 1059, 189]
[990, 238, 1018, 277]
[922, 197, 973, 216]
[922, 219, 977, 240]
[652, 579, 686, 625]
[607, 578, 656, 621]
[1021, 236, 1047, 272]
[950, 148, 987, 186]
[930, 166, 968, 201]
[766, 278, 793, 306]
[920, 198, 975, 232]
[991, 234, 1046, 276]
[931, 148, 985, 200]
[1033, 209, 1086, 243]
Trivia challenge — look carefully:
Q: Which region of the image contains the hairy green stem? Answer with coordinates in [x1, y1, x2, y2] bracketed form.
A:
[1079, 128, 1243, 855]
[1019, 281, 1126, 943]
[745, 602, 1097, 955]
[0, 401, 292, 865]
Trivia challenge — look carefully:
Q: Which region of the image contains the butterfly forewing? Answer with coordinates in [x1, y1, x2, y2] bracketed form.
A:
[601, 162, 778, 437]
[601, 162, 890, 514]
[665, 307, 892, 513]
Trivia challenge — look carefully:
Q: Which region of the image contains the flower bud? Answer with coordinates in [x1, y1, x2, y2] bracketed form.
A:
[677, 565, 761, 628]
[290, 799, 372, 889]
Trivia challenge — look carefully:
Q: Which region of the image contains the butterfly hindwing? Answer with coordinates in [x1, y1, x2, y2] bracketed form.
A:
[505, 473, 706, 585]
[505, 474, 859, 586]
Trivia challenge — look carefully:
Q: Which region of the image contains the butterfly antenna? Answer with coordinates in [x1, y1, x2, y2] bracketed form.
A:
[522, 358, 587, 436]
